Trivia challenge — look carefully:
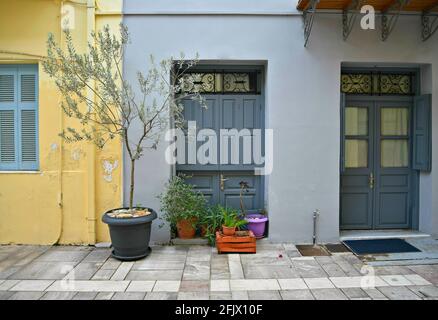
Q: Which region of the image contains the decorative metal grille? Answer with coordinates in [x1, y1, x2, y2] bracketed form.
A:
[341, 72, 413, 95]
[180, 72, 258, 94]
[341, 74, 372, 94]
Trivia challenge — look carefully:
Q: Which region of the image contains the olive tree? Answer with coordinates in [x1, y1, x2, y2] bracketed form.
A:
[43, 24, 203, 210]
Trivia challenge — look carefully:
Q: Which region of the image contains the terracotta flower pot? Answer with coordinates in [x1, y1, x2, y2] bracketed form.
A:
[200, 225, 208, 237]
[176, 218, 197, 239]
[222, 225, 236, 236]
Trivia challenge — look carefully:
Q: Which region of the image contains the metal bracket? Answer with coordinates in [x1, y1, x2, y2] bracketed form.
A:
[421, 2, 438, 41]
[381, 0, 410, 41]
[343, 0, 365, 40]
[303, 0, 320, 47]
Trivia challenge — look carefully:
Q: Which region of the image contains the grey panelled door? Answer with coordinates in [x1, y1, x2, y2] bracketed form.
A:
[341, 99, 414, 229]
[177, 94, 264, 212]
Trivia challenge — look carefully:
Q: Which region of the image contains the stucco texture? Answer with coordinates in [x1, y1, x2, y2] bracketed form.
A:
[0, 0, 123, 245]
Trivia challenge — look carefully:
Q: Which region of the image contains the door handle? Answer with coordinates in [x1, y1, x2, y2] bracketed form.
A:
[220, 174, 228, 191]
[369, 172, 375, 189]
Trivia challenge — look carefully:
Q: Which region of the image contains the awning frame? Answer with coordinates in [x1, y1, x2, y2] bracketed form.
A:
[422, 3, 438, 41]
[343, 0, 365, 40]
[300, 0, 438, 47]
[381, 0, 410, 41]
[303, 0, 320, 47]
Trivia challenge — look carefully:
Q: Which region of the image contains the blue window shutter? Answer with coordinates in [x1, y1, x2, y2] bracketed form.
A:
[413, 94, 432, 172]
[0, 66, 18, 170]
[18, 65, 38, 170]
[0, 65, 38, 171]
[340, 93, 346, 173]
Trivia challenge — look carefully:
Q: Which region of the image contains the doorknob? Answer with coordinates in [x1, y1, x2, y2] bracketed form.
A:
[220, 174, 228, 191]
[369, 172, 375, 189]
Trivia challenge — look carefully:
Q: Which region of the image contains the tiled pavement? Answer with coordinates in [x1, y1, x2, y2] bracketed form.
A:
[1, 243, 438, 300]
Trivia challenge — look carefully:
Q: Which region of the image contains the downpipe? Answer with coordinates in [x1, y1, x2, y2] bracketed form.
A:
[313, 209, 320, 246]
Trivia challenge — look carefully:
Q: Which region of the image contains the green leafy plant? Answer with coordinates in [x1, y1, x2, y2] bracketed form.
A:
[221, 206, 247, 229]
[159, 174, 207, 228]
[200, 205, 224, 245]
[43, 24, 204, 210]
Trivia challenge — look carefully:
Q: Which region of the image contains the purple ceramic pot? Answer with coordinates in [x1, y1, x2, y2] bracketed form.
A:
[245, 213, 268, 239]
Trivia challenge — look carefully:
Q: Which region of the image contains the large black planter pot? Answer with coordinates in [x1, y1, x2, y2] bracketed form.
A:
[102, 207, 157, 261]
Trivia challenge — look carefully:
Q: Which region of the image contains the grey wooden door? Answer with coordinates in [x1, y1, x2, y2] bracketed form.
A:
[341, 98, 414, 229]
[177, 94, 264, 212]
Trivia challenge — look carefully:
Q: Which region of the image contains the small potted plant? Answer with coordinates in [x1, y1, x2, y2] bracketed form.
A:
[239, 181, 268, 239]
[244, 210, 268, 239]
[159, 175, 206, 239]
[221, 207, 247, 236]
[200, 205, 224, 245]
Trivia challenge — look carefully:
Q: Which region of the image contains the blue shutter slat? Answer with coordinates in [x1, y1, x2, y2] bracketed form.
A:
[18, 65, 38, 170]
[0, 110, 17, 167]
[413, 94, 432, 172]
[0, 74, 15, 102]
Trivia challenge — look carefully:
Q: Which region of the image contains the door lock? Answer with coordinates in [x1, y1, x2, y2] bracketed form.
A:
[220, 174, 228, 191]
[369, 172, 375, 189]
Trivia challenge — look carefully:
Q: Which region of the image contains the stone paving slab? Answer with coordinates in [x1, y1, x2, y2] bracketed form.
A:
[112, 292, 146, 300]
[8, 261, 77, 280]
[248, 290, 282, 300]
[278, 278, 308, 290]
[73, 292, 98, 300]
[40, 291, 77, 300]
[210, 292, 232, 300]
[126, 270, 183, 281]
[46, 280, 130, 292]
[153, 280, 181, 292]
[9, 280, 54, 291]
[229, 279, 280, 291]
[280, 289, 315, 300]
[126, 280, 155, 292]
[377, 286, 422, 300]
[95, 292, 115, 300]
[145, 292, 178, 300]
[311, 288, 348, 300]
[8, 291, 45, 300]
[210, 280, 230, 292]
[0, 244, 438, 300]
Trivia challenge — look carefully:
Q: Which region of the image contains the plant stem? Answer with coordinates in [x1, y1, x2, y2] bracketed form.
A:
[129, 158, 135, 209]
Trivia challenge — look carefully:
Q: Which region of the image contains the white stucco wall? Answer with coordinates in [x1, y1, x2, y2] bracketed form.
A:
[123, 0, 438, 243]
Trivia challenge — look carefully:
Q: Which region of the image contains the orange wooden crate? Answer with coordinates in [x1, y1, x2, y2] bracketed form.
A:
[216, 231, 256, 254]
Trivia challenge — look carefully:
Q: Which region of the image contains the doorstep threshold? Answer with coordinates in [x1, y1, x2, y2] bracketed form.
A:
[340, 229, 430, 241]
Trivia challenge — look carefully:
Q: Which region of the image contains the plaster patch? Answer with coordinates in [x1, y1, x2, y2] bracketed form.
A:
[71, 148, 83, 161]
[102, 160, 118, 182]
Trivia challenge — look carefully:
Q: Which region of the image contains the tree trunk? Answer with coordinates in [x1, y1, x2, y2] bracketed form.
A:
[129, 159, 135, 209]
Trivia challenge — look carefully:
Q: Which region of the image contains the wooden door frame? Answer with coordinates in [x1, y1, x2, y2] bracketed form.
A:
[341, 94, 420, 230]
[173, 64, 266, 212]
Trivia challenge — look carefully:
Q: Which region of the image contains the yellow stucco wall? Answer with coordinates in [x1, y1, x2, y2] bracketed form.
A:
[0, 0, 123, 245]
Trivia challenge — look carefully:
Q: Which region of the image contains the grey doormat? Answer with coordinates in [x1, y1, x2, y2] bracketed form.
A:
[343, 238, 421, 255]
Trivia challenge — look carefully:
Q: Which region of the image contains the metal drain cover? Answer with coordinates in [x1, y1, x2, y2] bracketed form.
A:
[324, 243, 351, 254]
[296, 245, 331, 257]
